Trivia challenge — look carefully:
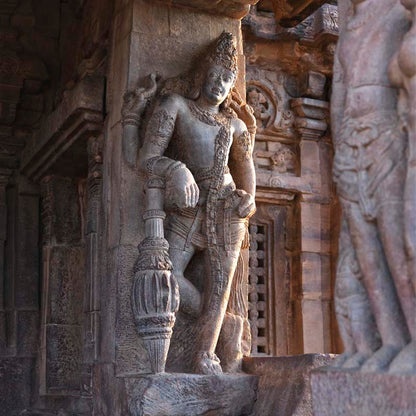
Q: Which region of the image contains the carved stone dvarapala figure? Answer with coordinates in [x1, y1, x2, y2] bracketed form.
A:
[136, 33, 256, 375]
[332, 0, 415, 373]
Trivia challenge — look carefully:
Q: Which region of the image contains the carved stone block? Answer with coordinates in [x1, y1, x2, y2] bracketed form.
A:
[125, 373, 258, 416]
[243, 354, 336, 416]
[45, 324, 82, 392]
[311, 369, 416, 416]
[48, 247, 85, 326]
[16, 310, 39, 356]
[0, 358, 35, 416]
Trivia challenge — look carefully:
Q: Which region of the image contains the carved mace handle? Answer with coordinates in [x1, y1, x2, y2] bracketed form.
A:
[132, 177, 179, 373]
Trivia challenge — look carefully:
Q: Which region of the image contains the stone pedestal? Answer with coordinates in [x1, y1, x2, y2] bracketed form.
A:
[125, 373, 258, 416]
[244, 354, 336, 416]
[311, 369, 416, 416]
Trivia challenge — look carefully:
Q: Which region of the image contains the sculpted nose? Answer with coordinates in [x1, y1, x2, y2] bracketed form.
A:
[214, 77, 223, 86]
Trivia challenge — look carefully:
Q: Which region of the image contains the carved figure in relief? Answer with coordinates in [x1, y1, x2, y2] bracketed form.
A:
[137, 33, 256, 375]
[332, 0, 413, 373]
[388, 0, 416, 373]
[247, 86, 273, 129]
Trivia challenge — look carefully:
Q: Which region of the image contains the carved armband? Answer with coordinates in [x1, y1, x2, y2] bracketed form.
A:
[146, 109, 175, 148]
[233, 130, 252, 162]
[146, 157, 185, 179]
[166, 161, 186, 178]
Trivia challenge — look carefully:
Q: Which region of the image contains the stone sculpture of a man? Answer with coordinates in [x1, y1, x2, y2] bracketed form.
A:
[332, 0, 414, 373]
[137, 32, 256, 375]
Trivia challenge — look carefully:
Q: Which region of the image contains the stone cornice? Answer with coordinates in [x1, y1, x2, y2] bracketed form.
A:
[272, 0, 329, 27]
[21, 76, 104, 182]
[150, 0, 260, 19]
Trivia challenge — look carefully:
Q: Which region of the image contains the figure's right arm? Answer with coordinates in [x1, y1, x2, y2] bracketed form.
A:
[138, 94, 180, 178]
[138, 94, 199, 208]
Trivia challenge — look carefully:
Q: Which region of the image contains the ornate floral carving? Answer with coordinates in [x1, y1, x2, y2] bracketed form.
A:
[246, 77, 295, 137]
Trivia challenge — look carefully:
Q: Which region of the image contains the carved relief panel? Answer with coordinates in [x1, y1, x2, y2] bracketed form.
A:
[244, 3, 340, 357]
[246, 69, 299, 177]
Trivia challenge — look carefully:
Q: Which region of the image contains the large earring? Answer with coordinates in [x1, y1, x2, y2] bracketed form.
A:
[222, 86, 236, 110]
[189, 71, 203, 100]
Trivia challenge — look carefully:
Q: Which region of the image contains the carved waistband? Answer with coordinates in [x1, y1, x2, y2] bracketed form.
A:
[340, 111, 400, 147]
[193, 166, 230, 183]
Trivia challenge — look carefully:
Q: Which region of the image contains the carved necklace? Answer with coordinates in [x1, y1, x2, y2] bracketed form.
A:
[188, 101, 229, 127]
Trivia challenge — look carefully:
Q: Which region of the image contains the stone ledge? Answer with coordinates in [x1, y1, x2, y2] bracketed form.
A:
[150, 0, 259, 19]
[20, 76, 104, 181]
[311, 368, 416, 416]
[244, 354, 336, 416]
[124, 373, 258, 416]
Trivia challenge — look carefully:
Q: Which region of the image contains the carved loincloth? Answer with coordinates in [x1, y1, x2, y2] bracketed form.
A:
[333, 111, 406, 220]
[166, 185, 248, 253]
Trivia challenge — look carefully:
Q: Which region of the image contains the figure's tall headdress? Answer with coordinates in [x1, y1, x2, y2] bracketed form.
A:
[207, 32, 238, 77]
[161, 32, 238, 99]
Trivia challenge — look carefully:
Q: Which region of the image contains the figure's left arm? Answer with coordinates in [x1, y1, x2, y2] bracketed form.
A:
[229, 118, 256, 218]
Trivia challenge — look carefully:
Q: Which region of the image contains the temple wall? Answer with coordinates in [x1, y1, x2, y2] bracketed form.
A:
[0, 1, 341, 414]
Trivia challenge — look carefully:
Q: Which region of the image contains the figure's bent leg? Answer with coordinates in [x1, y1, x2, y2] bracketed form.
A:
[166, 229, 201, 317]
[346, 202, 409, 372]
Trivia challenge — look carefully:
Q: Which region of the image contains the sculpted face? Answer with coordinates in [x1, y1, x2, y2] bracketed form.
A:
[201, 65, 235, 106]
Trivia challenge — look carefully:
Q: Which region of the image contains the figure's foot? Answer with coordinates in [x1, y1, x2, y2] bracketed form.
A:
[332, 351, 354, 368]
[388, 341, 416, 374]
[343, 351, 371, 370]
[194, 352, 223, 375]
[361, 345, 402, 373]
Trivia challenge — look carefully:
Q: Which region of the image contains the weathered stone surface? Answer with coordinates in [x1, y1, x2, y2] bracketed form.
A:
[244, 354, 335, 416]
[311, 369, 416, 416]
[48, 247, 85, 325]
[125, 373, 258, 416]
[0, 358, 35, 416]
[17, 310, 39, 356]
[45, 324, 82, 392]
